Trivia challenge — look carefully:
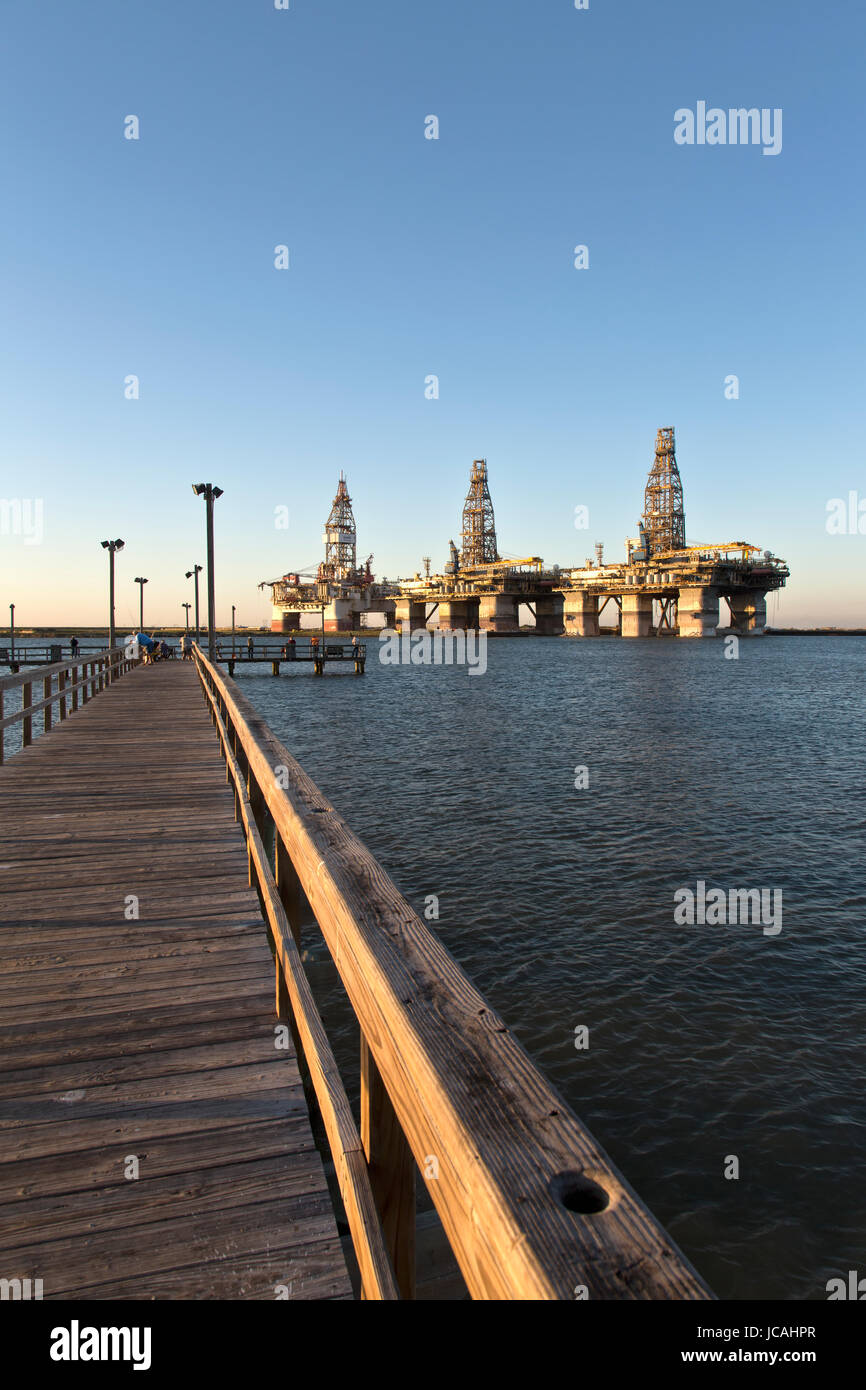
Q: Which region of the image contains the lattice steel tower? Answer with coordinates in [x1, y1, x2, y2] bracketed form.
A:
[461, 459, 499, 566]
[642, 428, 686, 556]
[320, 473, 357, 581]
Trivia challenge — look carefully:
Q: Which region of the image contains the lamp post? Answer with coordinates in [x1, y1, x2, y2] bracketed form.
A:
[191, 483, 224, 662]
[231, 604, 236, 657]
[9, 604, 14, 664]
[182, 602, 191, 633]
[185, 565, 202, 644]
[100, 539, 125, 661]
[134, 577, 148, 631]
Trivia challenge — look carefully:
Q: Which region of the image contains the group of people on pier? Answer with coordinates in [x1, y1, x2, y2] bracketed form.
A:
[136, 633, 190, 663]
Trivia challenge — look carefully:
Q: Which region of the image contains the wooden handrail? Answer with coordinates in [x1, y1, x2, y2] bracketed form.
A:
[0, 649, 138, 764]
[195, 664, 399, 1300]
[193, 645, 713, 1301]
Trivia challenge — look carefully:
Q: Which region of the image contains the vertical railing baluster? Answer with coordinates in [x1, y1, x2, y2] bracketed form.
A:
[360, 1039, 416, 1300]
[23, 681, 32, 747]
[275, 837, 302, 949]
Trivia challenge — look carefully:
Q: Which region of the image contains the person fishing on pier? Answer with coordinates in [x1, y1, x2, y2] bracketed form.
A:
[135, 633, 152, 662]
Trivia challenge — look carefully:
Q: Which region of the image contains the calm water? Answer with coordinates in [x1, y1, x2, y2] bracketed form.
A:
[235, 634, 866, 1301]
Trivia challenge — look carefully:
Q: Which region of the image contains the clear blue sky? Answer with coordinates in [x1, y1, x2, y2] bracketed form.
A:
[1, 0, 863, 628]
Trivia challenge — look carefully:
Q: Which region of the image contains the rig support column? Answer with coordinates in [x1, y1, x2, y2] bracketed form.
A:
[533, 594, 565, 636]
[272, 610, 300, 634]
[621, 592, 654, 638]
[728, 591, 768, 636]
[437, 599, 471, 631]
[562, 592, 599, 637]
[677, 586, 720, 638]
[478, 593, 519, 634]
[394, 598, 428, 632]
[324, 598, 357, 633]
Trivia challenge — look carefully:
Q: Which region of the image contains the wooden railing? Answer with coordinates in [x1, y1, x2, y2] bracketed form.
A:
[0, 647, 138, 764]
[193, 645, 713, 1302]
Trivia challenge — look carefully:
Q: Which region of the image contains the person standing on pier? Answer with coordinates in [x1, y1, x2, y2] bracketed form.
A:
[247, 636, 254, 659]
[69, 636, 79, 658]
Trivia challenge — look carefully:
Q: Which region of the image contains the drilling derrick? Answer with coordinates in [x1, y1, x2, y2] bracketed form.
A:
[461, 459, 499, 567]
[319, 473, 357, 584]
[642, 427, 686, 557]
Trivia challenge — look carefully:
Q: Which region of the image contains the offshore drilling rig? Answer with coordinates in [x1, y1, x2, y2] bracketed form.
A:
[389, 431, 789, 637]
[263, 432, 790, 636]
[262, 474, 395, 633]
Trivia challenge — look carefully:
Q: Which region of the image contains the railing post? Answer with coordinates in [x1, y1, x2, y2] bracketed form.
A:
[58, 669, 67, 721]
[275, 837, 302, 949]
[23, 681, 32, 746]
[0, 689, 3, 765]
[360, 1038, 416, 1300]
[71, 664, 79, 713]
[247, 772, 267, 891]
[43, 675, 52, 733]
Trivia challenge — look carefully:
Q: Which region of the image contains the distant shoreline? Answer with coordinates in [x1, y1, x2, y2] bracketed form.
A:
[8, 626, 866, 639]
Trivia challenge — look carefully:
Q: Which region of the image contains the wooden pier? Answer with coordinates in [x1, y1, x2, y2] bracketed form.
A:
[0, 646, 713, 1300]
[0, 657, 350, 1299]
[222, 641, 366, 677]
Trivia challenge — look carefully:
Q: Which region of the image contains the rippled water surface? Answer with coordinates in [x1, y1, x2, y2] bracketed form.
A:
[231, 635, 866, 1299]
[235, 634, 866, 1300]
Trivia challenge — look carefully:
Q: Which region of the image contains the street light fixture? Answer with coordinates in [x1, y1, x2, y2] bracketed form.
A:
[100, 539, 125, 662]
[133, 576, 148, 632]
[185, 565, 202, 644]
[182, 601, 191, 632]
[191, 484, 224, 662]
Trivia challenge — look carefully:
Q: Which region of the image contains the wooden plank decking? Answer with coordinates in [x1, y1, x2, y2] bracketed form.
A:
[0, 661, 352, 1300]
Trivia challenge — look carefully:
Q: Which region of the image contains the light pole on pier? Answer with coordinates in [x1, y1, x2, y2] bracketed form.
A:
[9, 604, 14, 664]
[134, 577, 148, 631]
[231, 604, 236, 657]
[185, 565, 202, 645]
[191, 484, 224, 662]
[182, 602, 191, 633]
[100, 539, 125, 658]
